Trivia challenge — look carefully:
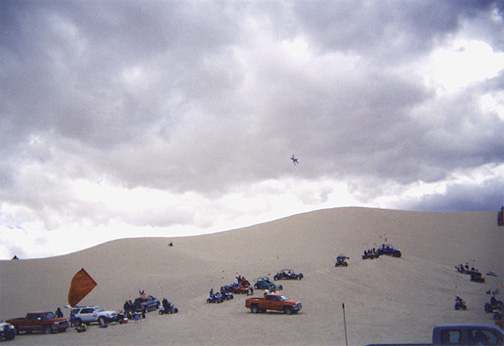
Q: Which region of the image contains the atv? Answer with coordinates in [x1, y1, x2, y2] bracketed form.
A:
[159, 298, 179, 314]
[335, 254, 349, 267]
[455, 296, 467, 310]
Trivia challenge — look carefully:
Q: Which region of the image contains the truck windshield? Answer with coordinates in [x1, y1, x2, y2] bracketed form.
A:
[279, 295, 289, 301]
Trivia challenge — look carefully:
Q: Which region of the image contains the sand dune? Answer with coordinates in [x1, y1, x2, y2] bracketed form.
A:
[0, 207, 503, 346]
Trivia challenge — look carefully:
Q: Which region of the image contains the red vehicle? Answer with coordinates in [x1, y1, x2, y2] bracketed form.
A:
[245, 293, 302, 314]
[7, 311, 69, 334]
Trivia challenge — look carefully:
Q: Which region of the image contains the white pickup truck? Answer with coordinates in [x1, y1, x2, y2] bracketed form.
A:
[71, 306, 117, 326]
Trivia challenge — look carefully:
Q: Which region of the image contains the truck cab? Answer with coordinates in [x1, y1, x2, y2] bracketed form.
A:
[433, 324, 504, 345]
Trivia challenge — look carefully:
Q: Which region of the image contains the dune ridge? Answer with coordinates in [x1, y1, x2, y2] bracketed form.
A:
[1, 207, 502, 345]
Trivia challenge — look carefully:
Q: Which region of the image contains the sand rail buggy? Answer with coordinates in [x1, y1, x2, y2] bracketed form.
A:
[253, 277, 283, 291]
[274, 269, 303, 280]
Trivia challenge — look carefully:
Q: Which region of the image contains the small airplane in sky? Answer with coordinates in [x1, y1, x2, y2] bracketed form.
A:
[291, 154, 299, 165]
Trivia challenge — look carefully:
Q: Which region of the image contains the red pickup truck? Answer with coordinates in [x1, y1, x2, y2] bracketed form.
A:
[245, 293, 302, 314]
[7, 311, 69, 334]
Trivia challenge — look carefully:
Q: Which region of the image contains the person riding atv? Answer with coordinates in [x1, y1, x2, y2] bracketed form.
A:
[485, 295, 504, 313]
[455, 295, 467, 310]
[159, 298, 178, 314]
[335, 255, 349, 267]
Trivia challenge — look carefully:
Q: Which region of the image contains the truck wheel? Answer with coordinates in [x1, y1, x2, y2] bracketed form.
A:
[98, 316, 107, 326]
[283, 307, 293, 315]
[43, 325, 53, 334]
[5, 329, 16, 340]
[251, 304, 259, 313]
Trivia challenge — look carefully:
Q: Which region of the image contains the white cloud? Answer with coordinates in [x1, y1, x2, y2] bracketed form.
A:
[422, 39, 504, 94]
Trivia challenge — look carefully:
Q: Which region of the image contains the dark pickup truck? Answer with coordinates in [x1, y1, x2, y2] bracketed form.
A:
[367, 324, 504, 346]
[6, 311, 69, 334]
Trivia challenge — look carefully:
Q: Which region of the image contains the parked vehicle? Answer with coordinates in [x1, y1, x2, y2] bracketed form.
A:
[245, 293, 302, 314]
[70, 306, 117, 326]
[0, 322, 16, 341]
[366, 324, 504, 346]
[6, 311, 69, 334]
[470, 271, 486, 283]
[253, 277, 283, 291]
[134, 295, 160, 312]
[274, 269, 303, 281]
[376, 244, 402, 258]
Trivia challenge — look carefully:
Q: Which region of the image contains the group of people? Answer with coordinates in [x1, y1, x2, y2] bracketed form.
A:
[362, 243, 401, 259]
[362, 248, 379, 260]
[123, 300, 141, 315]
[455, 262, 479, 274]
[455, 262, 486, 283]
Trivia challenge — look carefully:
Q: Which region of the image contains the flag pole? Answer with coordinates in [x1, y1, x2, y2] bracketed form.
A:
[342, 303, 348, 346]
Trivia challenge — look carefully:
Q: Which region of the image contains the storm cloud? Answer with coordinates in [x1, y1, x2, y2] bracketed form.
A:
[1, 0, 503, 258]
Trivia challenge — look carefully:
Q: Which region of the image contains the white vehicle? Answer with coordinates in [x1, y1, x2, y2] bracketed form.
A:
[71, 306, 117, 326]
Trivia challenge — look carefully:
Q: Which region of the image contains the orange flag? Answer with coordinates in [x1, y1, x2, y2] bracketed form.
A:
[68, 268, 97, 307]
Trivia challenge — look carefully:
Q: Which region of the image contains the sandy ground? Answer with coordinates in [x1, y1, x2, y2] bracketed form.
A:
[0, 207, 503, 346]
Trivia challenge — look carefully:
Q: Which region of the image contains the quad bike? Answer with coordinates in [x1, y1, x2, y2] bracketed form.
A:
[222, 292, 234, 300]
[335, 255, 349, 267]
[485, 297, 504, 313]
[115, 311, 128, 324]
[455, 296, 467, 310]
[207, 292, 224, 304]
[159, 299, 179, 314]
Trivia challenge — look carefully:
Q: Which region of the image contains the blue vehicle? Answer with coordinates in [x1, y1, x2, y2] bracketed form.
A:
[376, 244, 401, 258]
[207, 292, 224, 304]
[274, 269, 303, 281]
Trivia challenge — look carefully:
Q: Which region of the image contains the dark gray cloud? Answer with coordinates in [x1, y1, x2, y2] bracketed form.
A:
[0, 0, 503, 258]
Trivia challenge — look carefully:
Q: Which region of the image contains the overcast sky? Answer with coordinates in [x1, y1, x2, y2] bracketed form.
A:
[1, 0, 503, 259]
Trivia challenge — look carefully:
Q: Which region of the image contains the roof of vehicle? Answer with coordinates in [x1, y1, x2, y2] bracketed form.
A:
[434, 324, 504, 331]
[26, 311, 53, 314]
[72, 306, 103, 310]
[254, 276, 271, 281]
